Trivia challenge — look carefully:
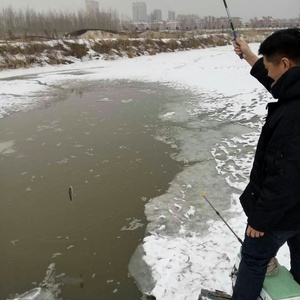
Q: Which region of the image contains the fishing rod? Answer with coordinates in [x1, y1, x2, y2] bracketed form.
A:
[222, 0, 243, 59]
[201, 192, 243, 245]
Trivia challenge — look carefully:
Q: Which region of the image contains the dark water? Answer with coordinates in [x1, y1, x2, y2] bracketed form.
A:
[0, 81, 184, 299]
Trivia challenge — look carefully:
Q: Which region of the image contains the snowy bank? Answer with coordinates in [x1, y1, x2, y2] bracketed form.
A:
[0, 34, 232, 70]
[0, 29, 271, 70]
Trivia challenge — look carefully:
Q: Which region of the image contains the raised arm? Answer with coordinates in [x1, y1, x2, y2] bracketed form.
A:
[234, 38, 274, 91]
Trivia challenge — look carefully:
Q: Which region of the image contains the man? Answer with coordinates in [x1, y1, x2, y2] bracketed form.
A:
[232, 28, 300, 300]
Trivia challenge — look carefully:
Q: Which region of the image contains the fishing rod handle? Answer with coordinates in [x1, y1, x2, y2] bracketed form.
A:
[233, 32, 243, 59]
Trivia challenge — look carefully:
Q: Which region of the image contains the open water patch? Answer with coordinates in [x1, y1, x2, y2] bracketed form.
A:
[0, 80, 188, 300]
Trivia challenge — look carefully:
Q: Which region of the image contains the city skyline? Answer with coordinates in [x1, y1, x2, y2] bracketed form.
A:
[0, 0, 299, 21]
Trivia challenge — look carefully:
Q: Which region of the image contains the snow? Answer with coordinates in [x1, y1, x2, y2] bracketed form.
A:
[0, 44, 290, 299]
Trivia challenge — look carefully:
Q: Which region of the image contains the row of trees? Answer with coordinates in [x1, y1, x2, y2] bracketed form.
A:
[248, 16, 300, 29]
[0, 6, 121, 39]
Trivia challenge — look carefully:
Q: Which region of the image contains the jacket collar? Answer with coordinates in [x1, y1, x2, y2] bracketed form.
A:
[271, 66, 300, 101]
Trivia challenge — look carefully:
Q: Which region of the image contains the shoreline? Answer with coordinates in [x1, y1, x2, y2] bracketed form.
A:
[0, 30, 271, 71]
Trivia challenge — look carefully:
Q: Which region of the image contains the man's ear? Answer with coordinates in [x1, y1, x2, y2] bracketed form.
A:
[281, 57, 293, 70]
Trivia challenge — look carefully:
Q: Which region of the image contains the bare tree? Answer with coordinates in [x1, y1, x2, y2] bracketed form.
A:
[0, 6, 121, 39]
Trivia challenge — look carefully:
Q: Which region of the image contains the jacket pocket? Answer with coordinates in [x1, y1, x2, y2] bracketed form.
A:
[240, 182, 258, 216]
[263, 148, 284, 176]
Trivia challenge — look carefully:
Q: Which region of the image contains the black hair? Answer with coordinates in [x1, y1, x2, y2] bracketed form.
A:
[259, 28, 300, 64]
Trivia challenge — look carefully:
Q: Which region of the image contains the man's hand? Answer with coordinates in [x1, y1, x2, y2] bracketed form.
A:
[246, 225, 265, 238]
[233, 38, 259, 67]
[233, 38, 251, 56]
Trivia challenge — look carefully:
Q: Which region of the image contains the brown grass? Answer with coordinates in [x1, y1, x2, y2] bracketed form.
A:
[0, 31, 265, 70]
[64, 41, 88, 59]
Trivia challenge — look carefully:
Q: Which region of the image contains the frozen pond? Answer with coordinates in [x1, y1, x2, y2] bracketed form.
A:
[0, 80, 186, 300]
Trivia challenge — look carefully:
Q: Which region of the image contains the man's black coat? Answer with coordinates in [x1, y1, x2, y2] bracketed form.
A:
[240, 57, 300, 232]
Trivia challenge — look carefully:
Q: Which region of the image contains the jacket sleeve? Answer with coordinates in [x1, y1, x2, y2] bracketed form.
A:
[250, 57, 274, 92]
[248, 114, 300, 232]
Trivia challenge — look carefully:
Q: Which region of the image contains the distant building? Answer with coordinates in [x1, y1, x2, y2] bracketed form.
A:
[168, 10, 176, 22]
[153, 9, 163, 22]
[85, 0, 99, 13]
[132, 2, 147, 22]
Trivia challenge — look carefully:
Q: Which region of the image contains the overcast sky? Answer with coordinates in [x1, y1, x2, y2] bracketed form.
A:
[0, 0, 299, 21]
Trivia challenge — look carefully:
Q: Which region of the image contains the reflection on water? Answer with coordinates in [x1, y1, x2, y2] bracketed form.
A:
[0, 80, 186, 300]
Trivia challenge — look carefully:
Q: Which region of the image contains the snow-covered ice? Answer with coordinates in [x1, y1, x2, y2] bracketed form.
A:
[1, 44, 290, 300]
